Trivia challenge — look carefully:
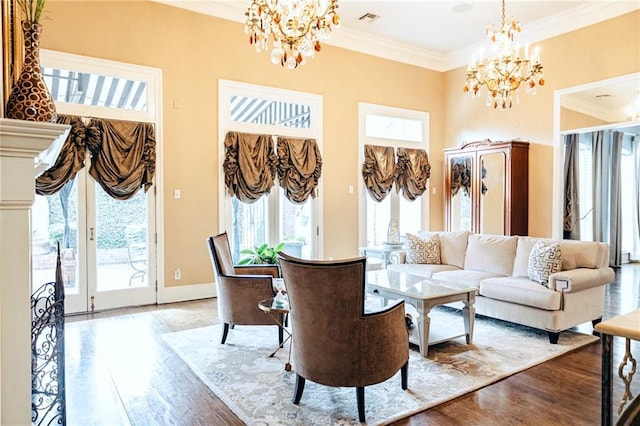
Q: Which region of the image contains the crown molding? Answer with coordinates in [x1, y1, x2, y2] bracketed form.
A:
[151, 0, 640, 72]
[561, 94, 627, 123]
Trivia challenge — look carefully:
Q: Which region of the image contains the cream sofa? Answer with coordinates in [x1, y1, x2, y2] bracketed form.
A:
[387, 232, 615, 343]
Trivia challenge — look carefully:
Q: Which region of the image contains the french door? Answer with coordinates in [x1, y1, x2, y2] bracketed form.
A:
[32, 158, 156, 314]
[31, 49, 162, 314]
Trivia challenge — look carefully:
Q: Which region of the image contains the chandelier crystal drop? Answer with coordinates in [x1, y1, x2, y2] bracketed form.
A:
[245, 0, 340, 69]
[463, 0, 545, 109]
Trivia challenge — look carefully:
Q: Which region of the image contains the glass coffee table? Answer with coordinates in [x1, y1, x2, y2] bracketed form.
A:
[258, 297, 292, 371]
[366, 269, 477, 357]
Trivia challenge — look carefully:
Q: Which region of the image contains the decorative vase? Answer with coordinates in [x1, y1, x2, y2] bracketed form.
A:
[5, 21, 57, 122]
[387, 219, 400, 245]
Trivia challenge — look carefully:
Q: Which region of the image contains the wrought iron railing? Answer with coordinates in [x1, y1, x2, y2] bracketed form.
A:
[31, 243, 66, 425]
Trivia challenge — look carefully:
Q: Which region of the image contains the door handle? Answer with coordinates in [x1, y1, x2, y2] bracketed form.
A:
[90, 227, 95, 241]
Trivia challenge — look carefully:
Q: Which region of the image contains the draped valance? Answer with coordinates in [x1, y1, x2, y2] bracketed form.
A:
[88, 118, 156, 200]
[395, 147, 430, 201]
[277, 137, 322, 204]
[35, 114, 156, 200]
[223, 131, 277, 203]
[362, 144, 396, 202]
[36, 115, 88, 196]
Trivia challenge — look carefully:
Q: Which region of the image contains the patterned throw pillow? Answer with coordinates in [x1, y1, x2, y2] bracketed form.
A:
[527, 241, 563, 287]
[406, 233, 441, 264]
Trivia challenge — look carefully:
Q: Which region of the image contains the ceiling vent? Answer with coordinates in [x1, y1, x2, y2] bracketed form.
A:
[358, 12, 380, 23]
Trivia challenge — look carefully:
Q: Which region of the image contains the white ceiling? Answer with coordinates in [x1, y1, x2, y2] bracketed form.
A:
[152, 0, 640, 122]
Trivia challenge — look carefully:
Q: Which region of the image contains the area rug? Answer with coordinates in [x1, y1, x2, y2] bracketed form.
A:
[162, 308, 598, 425]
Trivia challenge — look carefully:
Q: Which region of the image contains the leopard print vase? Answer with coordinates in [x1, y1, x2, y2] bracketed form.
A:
[5, 21, 57, 122]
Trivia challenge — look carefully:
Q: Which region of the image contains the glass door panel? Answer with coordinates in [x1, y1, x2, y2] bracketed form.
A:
[279, 191, 313, 258]
[95, 187, 149, 291]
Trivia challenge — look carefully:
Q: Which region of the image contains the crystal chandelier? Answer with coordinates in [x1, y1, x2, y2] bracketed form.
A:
[245, 0, 340, 69]
[463, 0, 545, 109]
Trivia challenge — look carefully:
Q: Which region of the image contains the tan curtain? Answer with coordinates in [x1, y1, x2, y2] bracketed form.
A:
[223, 131, 277, 203]
[277, 137, 322, 204]
[395, 147, 430, 201]
[362, 144, 396, 202]
[36, 115, 88, 195]
[87, 118, 156, 201]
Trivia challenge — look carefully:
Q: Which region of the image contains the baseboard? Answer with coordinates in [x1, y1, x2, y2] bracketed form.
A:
[158, 282, 217, 304]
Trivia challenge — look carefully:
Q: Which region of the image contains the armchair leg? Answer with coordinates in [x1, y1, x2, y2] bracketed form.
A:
[278, 324, 284, 346]
[293, 375, 306, 404]
[356, 387, 365, 423]
[401, 361, 408, 390]
[547, 331, 560, 344]
[221, 323, 230, 344]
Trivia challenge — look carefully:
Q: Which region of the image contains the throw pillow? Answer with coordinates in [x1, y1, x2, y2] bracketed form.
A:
[527, 241, 563, 287]
[406, 233, 441, 264]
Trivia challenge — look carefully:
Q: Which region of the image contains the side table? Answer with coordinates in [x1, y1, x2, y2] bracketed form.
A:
[360, 245, 405, 269]
[595, 309, 640, 425]
[258, 297, 292, 371]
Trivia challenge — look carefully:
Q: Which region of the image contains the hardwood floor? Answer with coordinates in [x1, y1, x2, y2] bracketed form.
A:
[65, 264, 640, 425]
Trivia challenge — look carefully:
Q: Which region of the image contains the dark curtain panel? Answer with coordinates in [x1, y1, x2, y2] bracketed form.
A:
[362, 144, 396, 202]
[450, 157, 472, 196]
[395, 147, 430, 201]
[87, 118, 156, 201]
[35, 115, 88, 195]
[223, 131, 277, 203]
[609, 131, 623, 266]
[563, 134, 581, 240]
[276, 137, 322, 204]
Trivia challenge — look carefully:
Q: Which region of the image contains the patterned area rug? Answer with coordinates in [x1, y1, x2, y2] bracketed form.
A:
[162, 307, 598, 425]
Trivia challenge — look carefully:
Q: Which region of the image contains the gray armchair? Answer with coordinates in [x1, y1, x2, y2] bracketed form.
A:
[277, 252, 409, 423]
[207, 232, 283, 345]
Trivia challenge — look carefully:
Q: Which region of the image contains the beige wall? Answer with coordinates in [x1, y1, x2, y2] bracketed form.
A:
[40, 1, 444, 287]
[445, 10, 640, 237]
[560, 107, 610, 132]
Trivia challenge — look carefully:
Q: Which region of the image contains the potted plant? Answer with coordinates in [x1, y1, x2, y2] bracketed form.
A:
[5, 0, 57, 122]
[238, 242, 285, 265]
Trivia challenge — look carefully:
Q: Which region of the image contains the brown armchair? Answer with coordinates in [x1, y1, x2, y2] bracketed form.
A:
[207, 232, 283, 345]
[277, 252, 409, 423]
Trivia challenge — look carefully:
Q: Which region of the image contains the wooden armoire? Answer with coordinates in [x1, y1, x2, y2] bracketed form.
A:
[444, 139, 529, 236]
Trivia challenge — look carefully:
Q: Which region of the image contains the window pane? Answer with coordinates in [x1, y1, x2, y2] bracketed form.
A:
[366, 195, 391, 246]
[230, 95, 311, 128]
[399, 196, 421, 237]
[42, 66, 147, 111]
[365, 114, 422, 142]
[231, 197, 269, 262]
[578, 135, 593, 241]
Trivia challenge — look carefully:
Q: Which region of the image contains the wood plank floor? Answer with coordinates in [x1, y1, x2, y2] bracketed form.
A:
[65, 264, 640, 425]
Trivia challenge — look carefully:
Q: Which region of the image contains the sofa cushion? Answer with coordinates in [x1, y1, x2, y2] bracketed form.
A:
[559, 240, 605, 270]
[386, 263, 460, 278]
[479, 277, 562, 311]
[406, 233, 440, 264]
[416, 231, 469, 268]
[432, 269, 503, 289]
[464, 234, 517, 276]
[527, 241, 563, 287]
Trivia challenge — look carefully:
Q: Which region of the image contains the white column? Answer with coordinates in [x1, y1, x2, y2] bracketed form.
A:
[0, 119, 68, 425]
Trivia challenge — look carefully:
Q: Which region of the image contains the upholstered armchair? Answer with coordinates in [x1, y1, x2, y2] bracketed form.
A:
[207, 232, 283, 345]
[277, 252, 409, 423]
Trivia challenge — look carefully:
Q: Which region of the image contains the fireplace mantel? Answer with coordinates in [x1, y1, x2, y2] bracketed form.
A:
[0, 118, 69, 425]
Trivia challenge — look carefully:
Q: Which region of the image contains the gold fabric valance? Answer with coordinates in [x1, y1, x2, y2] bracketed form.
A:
[35, 115, 156, 200]
[87, 118, 156, 201]
[223, 131, 277, 203]
[362, 144, 396, 202]
[277, 137, 322, 204]
[36, 115, 88, 195]
[396, 147, 430, 201]
[450, 157, 472, 197]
